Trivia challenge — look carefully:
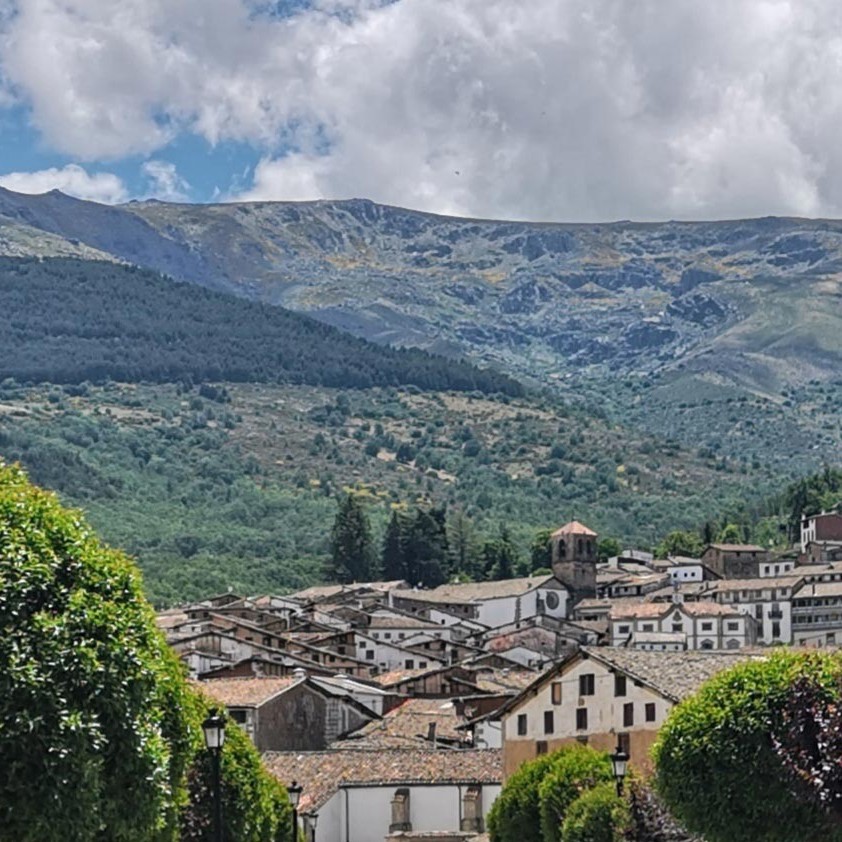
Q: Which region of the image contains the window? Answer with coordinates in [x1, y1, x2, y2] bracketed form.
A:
[617, 732, 630, 754]
[419, 661, 427, 668]
[755, 605, 763, 619]
[230, 709, 247, 724]
[544, 711, 554, 734]
[642, 623, 654, 632]
[384, 632, 391, 639]
[551, 682, 562, 705]
[366, 651, 374, 660]
[614, 674, 627, 697]
[623, 703, 634, 727]
[645, 703, 656, 722]
[536, 740, 548, 755]
[671, 623, 683, 633]
[517, 714, 527, 736]
[772, 621, 781, 639]
[576, 708, 588, 731]
[617, 624, 630, 635]
[726, 621, 739, 631]
[700, 622, 713, 631]
[579, 673, 595, 696]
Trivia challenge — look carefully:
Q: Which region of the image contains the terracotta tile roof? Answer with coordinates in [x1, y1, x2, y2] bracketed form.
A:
[289, 581, 408, 601]
[706, 544, 766, 552]
[794, 581, 842, 598]
[393, 576, 555, 605]
[262, 749, 503, 811]
[195, 676, 296, 706]
[610, 603, 668, 619]
[371, 666, 459, 687]
[680, 602, 742, 616]
[710, 576, 802, 591]
[610, 601, 741, 620]
[472, 671, 537, 692]
[551, 521, 597, 537]
[338, 699, 465, 748]
[367, 615, 441, 630]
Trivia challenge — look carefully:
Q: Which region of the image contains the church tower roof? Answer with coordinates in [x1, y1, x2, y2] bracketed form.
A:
[551, 520, 597, 538]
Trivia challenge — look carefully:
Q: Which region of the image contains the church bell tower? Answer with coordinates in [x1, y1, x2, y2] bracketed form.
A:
[551, 521, 598, 605]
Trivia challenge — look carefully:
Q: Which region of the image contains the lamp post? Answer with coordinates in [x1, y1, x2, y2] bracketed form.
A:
[202, 709, 227, 842]
[610, 742, 629, 797]
[304, 811, 319, 842]
[287, 780, 303, 842]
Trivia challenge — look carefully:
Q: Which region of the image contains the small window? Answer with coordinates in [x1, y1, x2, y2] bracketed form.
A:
[384, 632, 391, 639]
[579, 673, 595, 696]
[544, 711, 554, 734]
[700, 622, 713, 631]
[576, 708, 588, 731]
[366, 651, 374, 660]
[617, 624, 630, 635]
[614, 674, 627, 697]
[623, 702, 634, 727]
[726, 621, 739, 631]
[536, 740, 548, 755]
[551, 682, 562, 705]
[617, 732, 630, 754]
[642, 623, 654, 632]
[645, 703, 656, 722]
[517, 714, 527, 736]
[671, 623, 682, 633]
[405, 659, 414, 669]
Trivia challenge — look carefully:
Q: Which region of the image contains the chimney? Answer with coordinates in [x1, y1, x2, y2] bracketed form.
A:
[293, 667, 307, 681]
[427, 722, 437, 748]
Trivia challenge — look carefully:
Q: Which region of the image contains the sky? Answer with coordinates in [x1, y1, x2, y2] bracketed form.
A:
[2, 0, 842, 221]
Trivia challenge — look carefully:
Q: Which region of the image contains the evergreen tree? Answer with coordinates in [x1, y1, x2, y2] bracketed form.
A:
[405, 505, 449, 587]
[381, 509, 407, 581]
[326, 492, 373, 583]
[482, 526, 520, 580]
[447, 508, 481, 578]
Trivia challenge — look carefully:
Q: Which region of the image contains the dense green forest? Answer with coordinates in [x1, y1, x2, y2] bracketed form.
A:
[0, 257, 521, 394]
[0, 379, 786, 604]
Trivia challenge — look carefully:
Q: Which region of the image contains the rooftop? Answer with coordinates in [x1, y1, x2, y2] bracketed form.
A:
[583, 647, 761, 702]
[551, 521, 597, 537]
[263, 749, 503, 811]
[338, 698, 465, 749]
[195, 676, 296, 706]
[705, 543, 767, 553]
[392, 576, 555, 605]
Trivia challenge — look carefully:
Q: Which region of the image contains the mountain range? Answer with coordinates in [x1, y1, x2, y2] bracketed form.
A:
[1, 186, 840, 476]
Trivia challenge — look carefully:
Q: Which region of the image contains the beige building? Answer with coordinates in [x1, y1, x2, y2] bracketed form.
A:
[609, 600, 755, 650]
[498, 647, 756, 776]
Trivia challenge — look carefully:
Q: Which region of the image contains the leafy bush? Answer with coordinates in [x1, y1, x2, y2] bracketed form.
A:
[654, 650, 842, 842]
[560, 782, 628, 842]
[488, 752, 560, 842]
[488, 746, 612, 842]
[538, 744, 613, 842]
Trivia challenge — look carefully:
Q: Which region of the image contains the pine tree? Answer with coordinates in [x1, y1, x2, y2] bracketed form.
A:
[326, 493, 373, 583]
[405, 505, 450, 587]
[381, 510, 407, 581]
[447, 509, 481, 578]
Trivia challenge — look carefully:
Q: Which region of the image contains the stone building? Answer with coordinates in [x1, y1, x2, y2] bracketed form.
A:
[551, 521, 598, 605]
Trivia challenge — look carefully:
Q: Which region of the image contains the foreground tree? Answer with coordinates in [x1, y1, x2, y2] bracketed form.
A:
[0, 462, 290, 841]
[654, 650, 842, 842]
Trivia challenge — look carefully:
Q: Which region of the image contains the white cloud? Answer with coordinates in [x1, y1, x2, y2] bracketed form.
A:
[141, 160, 191, 202]
[0, 164, 127, 203]
[5, 0, 842, 219]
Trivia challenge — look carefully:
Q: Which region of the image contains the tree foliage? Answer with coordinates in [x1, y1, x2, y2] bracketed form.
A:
[0, 257, 522, 395]
[327, 492, 374, 582]
[654, 650, 842, 842]
[0, 462, 291, 841]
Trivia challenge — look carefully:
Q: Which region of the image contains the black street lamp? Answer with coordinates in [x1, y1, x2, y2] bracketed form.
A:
[610, 742, 629, 797]
[304, 811, 319, 842]
[202, 709, 227, 842]
[287, 780, 303, 842]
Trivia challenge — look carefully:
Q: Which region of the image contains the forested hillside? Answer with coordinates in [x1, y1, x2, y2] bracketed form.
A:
[0, 257, 521, 394]
[0, 379, 779, 604]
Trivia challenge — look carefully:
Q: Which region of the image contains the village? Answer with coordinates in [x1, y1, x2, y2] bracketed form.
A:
[157, 512, 842, 842]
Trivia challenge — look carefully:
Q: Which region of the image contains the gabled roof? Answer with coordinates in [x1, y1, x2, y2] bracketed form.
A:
[195, 676, 296, 706]
[705, 543, 766, 552]
[337, 698, 465, 749]
[263, 749, 502, 811]
[495, 646, 762, 716]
